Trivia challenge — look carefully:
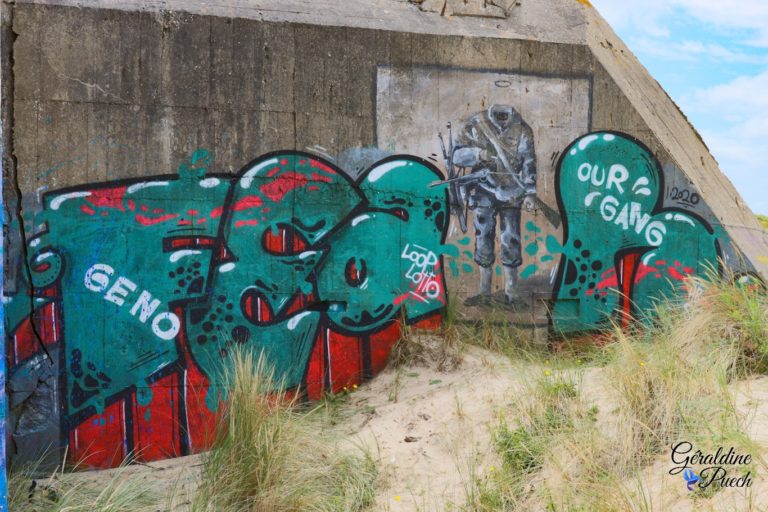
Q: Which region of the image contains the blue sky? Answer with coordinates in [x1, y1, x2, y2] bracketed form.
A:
[590, 0, 768, 214]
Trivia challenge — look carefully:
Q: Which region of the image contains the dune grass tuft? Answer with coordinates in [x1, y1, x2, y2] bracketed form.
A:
[8, 457, 163, 512]
[8, 348, 377, 512]
[462, 272, 768, 511]
[191, 348, 377, 512]
[390, 312, 464, 372]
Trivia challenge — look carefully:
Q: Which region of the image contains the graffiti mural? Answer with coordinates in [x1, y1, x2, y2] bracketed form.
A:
[377, 67, 592, 317]
[5, 84, 740, 471]
[551, 132, 721, 333]
[440, 104, 537, 307]
[436, 104, 564, 307]
[5, 150, 449, 467]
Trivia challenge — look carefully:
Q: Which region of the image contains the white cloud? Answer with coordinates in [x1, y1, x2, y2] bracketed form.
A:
[630, 39, 768, 64]
[683, 70, 768, 115]
[681, 71, 768, 214]
[673, 0, 768, 47]
[699, 128, 768, 215]
[591, 0, 768, 47]
[590, 0, 768, 214]
[589, 0, 671, 37]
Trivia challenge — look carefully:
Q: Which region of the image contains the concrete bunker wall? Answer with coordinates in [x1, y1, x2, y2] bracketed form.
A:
[2, 2, 749, 468]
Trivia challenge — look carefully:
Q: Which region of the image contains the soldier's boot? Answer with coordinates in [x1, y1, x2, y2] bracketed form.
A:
[504, 266, 519, 303]
[479, 266, 493, 296]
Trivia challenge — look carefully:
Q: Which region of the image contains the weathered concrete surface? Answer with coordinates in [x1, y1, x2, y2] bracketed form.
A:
[9, 2, 595, 195]
[14, 0, 589, 44]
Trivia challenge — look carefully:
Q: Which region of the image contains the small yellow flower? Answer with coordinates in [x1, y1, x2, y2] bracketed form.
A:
[544, 370, 551, 376]
[576, 359, 582, 365]
[394, 495, 401, 502]
[353, 384, 358, 390]
[639, 361, 646, 367]
[489, 466, 496, 472]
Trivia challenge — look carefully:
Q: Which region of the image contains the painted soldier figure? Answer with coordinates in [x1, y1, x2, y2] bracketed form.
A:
[452, 104, 537, 304]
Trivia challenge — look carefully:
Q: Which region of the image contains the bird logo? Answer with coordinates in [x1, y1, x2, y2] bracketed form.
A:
[683, 469, 701, 491]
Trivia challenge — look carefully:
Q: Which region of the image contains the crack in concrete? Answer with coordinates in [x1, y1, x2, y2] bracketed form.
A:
[4, 2, 53, 366]
[23, 38, 129, 104]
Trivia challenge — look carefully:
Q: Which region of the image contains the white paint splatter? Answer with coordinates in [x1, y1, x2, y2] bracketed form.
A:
[642, 251, 657, 266]
[367, 161, 406, 183]
[199, 177, 221, 188]
[35, 252, 54, 262]
[127, 181, 169, 194]
[287, 311, 312, 331]
[632, 177, 650, 191]
[169, 250, 202, 263]
[578, 134, 599, 151]
[50, 191, 91, 210]
[585, 191, 602, 206]
[673, 214, 695, 226]
[219, 263, 236, 273]
[241, 158, 278, 188]
[352, 214, 371, 226]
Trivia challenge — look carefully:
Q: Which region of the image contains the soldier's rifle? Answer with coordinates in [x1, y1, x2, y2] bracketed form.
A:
[438, 123, 469, 233]
[430, 170, 562, 229]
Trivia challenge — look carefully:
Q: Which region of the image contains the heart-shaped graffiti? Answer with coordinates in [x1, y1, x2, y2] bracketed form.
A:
[551, 132, 721, 333]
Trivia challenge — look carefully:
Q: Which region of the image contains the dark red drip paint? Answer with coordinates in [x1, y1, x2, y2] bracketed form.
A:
[69, 400, 127, 468]
[132, 373, 182, 462]
[346, 260, 359, 283]
[618, 252, 640, 329]
[10, 302, 58, 365]
[263, 226, 308, 255]
[242, 291, 274, 324]
[165, 236, 216, 250]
